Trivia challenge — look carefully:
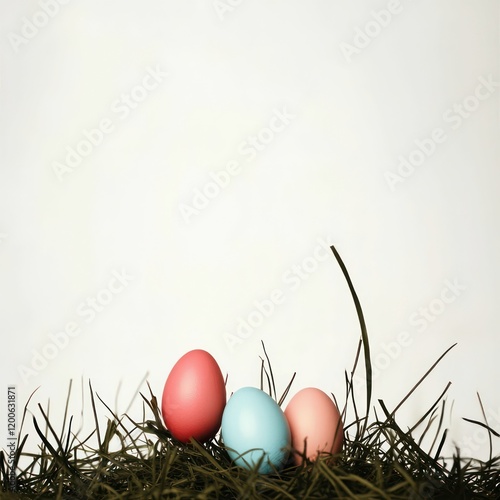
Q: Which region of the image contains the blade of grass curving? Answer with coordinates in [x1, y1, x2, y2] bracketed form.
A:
[342, 371, 362, 436]
[36, 404, 65, 455]
[32, 415, 84, 486]
[87, 418, 117, 491]
[59, 380, 73, 443]
[389, 344, 456, 418]
[330, 244, 372, 431]
[341, 371, 351, 420]
[278, 372, 296, 407]
[429, 400, 448, 460]
[345, 343, 360, 406]
[77, 376, 85, 437]
[410, 382, 452, 435]
[259, 357, 264, 393]
[434, 428, 448, 464]
[349, 338, 363, 383]
[416, 409, 438, 449]
[114, 378, 123, 418]
[143, 381, 164, 430]
[16, 389, 37, 441]
[88, 381, 102, 448]
[377, 398, 449, 479]
[478, 392, 494, 464]
[259, 357, 273, 398]
[63, 415, 74, 456]
[12, 433, 28, 478]
[261, 341, 277, 401]
[95, 392, 147, 460]
[462, 418, 500, 438]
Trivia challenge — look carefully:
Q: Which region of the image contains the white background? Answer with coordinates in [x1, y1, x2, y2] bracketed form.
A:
[1, 0, 499, 463]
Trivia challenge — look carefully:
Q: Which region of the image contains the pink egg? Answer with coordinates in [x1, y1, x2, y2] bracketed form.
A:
[161, 349, 226, 443]
[284, 387, 343, 465]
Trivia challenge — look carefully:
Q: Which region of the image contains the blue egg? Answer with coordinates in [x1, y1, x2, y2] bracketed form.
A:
[221, 387, 291, 474]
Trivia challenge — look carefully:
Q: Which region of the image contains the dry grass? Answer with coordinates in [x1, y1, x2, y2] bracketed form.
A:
[1, 245, 499, 499]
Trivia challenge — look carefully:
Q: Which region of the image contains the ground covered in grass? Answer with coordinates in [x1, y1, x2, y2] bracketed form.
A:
[3, 384, 499, 499]
[2, 246, 499, 499]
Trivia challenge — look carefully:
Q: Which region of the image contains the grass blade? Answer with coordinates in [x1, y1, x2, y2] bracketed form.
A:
[330, 244, 372, 430]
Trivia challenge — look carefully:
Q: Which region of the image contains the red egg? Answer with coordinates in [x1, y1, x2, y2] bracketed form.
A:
[284, 387, 343, 465]
[161, 349, 226, 443]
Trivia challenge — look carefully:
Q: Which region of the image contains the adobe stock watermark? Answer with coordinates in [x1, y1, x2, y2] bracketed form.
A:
[385, 74, 499, 191]
[178, 106, 295, 224]
[353, 278, 466, 390]
[7, 0, 72, 53]
[339, 0, 404, 63]
[213, 0, 243, 21]
[224, 237, 332, 350]
[17, 268, 133, 384]
[5, 385, 17, 491]
[52, 65, 167, 182]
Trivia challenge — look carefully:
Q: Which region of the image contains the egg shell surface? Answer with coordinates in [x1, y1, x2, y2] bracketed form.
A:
[221, 387, 291, 474]
[162, 349, 226, 443]
[284, 387, 343, 465]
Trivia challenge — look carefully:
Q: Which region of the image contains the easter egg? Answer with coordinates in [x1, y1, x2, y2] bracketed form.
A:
[161, 349, 226, 443]
[284, 387, 343, 465]
[221, 387, 291, 474]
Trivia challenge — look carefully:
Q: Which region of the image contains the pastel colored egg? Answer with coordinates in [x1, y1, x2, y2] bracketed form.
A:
[161, 349, 226, 443]
[221, 387, 291, 474]
[284, 387, 343, 465]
